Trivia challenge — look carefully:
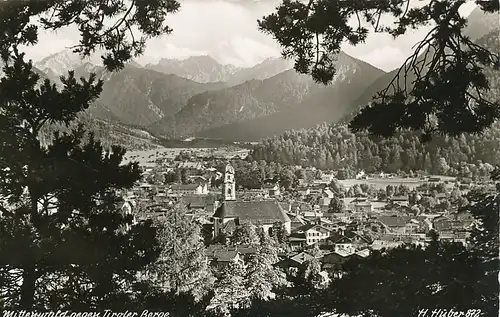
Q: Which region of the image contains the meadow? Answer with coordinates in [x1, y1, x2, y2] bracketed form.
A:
[339, 175, 456, 190]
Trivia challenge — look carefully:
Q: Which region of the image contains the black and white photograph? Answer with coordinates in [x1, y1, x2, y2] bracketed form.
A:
[0, 0, 499, 316]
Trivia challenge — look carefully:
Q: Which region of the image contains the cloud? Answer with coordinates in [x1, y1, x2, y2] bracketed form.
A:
[138, 43, 208, 64]
[356, 47, 407, 71]
[133, 0, 281, 66]
[208, 37, 280, 67]
[20, 0, 477, 71]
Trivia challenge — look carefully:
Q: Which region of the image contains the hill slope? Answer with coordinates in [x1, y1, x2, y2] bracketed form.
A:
[188, 53, 386, 141]
[71, 63, 226, 126]
[247, 25, 500, 174]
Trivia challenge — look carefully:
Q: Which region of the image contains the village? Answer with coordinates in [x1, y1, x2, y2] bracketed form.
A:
[119, 147, 494, 283]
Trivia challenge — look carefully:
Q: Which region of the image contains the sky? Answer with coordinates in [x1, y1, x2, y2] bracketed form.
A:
[22, 0, 478, 72]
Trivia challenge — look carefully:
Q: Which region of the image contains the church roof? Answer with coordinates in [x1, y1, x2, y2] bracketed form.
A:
[181, 195, 215, 209]
[214, 200, 290, 224]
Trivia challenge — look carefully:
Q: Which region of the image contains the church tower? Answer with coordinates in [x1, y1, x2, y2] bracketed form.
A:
[223, 163, 236, 201]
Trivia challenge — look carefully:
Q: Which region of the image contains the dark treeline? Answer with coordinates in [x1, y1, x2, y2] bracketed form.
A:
[249, 122, 500, 178]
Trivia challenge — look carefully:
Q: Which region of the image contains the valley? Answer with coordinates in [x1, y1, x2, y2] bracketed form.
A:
[30, 6, 499, 149]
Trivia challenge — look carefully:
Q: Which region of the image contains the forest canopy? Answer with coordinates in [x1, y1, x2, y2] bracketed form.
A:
[258, 0, 500, 140]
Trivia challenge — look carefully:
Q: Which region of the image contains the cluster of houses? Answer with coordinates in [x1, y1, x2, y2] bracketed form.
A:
[121, 158, 482, 277]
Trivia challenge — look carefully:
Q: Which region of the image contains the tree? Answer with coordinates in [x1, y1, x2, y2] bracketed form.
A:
[419, 196, 437, 209]
[148, 203, 214, 301]
[0, 60, 161, 309]
[386, 185, 395, 198]
[377, 188, 387, 201]
[1, 0, 181, 72]
[164, 171, 179, 184]
[181, 169, 190, 184]
[245, 233, 288, 303]
[207, 261, 250, 316]
[464, 175, 499, 316]
[319, 236, 489, 317]
[409, 191, 420, 205]
[328, 179, 345, 196]
[0, 0, 182, 309]
[328, 196, 345, 213]
[230, 223, 260, 246]
[279, 168, 296, 190]
[269, 222, 289, 246]
[437, 157, 451, 175]
[294, 258, 328, 294]
[259, 0, 500, 140]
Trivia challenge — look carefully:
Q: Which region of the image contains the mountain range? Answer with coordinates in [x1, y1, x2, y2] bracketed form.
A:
[179, 53, 385, 140]
[30, 6, 497, 143]
[339, 6, 500, 124]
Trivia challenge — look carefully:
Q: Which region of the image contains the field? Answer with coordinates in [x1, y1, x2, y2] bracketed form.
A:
[122, 146, 250, 167]
[339, 175, 456, 190]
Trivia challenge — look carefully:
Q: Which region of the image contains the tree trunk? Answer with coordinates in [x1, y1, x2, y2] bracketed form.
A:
[20, 266, 36, 309]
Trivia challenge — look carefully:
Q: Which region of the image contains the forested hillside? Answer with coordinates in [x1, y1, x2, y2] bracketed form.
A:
[38, 114, 158, 151]
[249, 121, 500, 177]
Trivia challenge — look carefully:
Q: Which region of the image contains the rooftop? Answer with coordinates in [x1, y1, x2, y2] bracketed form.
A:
[214, 200, 291, 224]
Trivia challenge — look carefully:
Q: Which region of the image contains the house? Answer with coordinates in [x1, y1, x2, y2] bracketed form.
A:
[356, 170, 365, 179]
[344, 197, 368, 211]
[309, 183, 325, 194]
[290, 202, 311, 215]
[377, 216, 426, 235]
[291, 223, 331, 246]
[321, 251, 351, 271]
[169, 183, 208, 196]
[208, 250, 242, 267]
[263, 183, 281, 197]
[435, 192, 448, 202]
[312, 217, 337, 231]
[437, 231, 469, 246]
[276, 251, 316, 272]
[371, 234, 427, 250]
[288, 235, 308, 251]
[302, 206, 324, 219]
[370, 236, 406, 250]
[213, 164, 291, 237]
[331, 212, 353, 223]
[390, 196, 410, 207]
[353, 201, 373, 213]
[321, 249, 370, 272]
[296, 186, 311, 196]
[189, 175, 210, 186]
[177, 161, 204, 172]
[321, 173, 335, 183]
[325, 231, 372, 252]
[206, 244, 258, 265]
[432, 213, 474, 233]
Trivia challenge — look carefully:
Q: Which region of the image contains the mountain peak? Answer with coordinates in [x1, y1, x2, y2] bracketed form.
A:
[35, 49, 103, 77]
[185, 55, 220, 63]
[146, 55, 240, 83]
